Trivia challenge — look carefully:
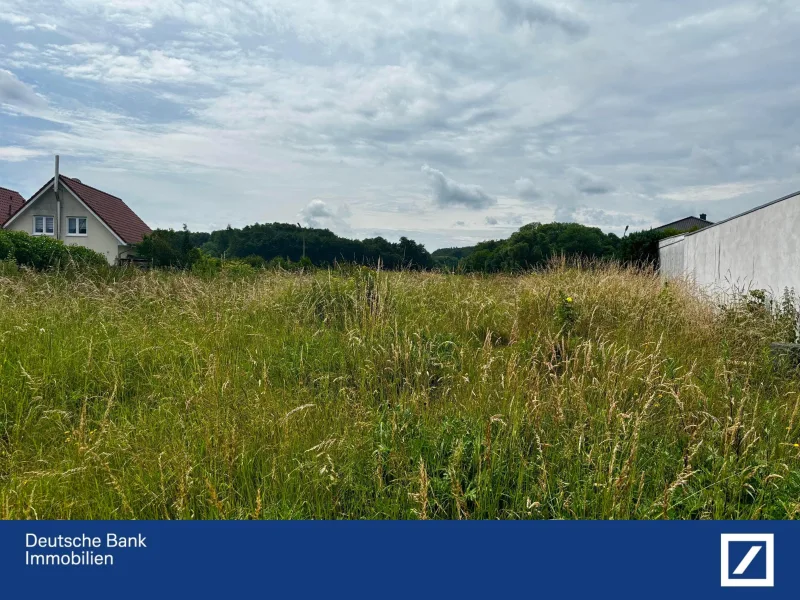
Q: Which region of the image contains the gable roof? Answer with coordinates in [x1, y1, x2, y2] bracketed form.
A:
[653, 215, 713, 233]
[6, 175, 152, 245]
[59, 176, 152, 244]
[0, 186, 25, 226]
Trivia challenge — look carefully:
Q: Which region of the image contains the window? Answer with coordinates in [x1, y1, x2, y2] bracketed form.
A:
[34, 215, 54, 235]
[67, 217, 88, 236]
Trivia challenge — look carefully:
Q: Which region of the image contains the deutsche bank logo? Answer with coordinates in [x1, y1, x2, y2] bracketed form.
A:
[720, 534, 774, 587]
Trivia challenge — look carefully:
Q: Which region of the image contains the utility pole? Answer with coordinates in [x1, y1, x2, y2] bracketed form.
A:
[54, 155, 61, 240]
[297, 223, 305, 258]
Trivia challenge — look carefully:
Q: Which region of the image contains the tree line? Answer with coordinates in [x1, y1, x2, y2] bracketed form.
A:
[135, 223, 433, 270]
[135, 221, 683, 272]
[436, 223, 682, 272]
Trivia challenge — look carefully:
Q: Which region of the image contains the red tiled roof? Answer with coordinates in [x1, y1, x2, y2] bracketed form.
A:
[0, 186, 25, 226]
[59, 176, 152, 244]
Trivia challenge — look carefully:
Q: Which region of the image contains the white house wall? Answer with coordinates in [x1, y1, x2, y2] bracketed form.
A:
[4, 187, 126, 264]
[659, 193, 800, 297]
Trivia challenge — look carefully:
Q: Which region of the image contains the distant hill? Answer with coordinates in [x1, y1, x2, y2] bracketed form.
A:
[431, 246, 476, 270]
[136, 222, 433, 269]
[136, 220, 676, 271]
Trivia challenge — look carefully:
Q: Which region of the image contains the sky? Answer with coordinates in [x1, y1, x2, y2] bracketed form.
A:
[1, 0, 799, 250]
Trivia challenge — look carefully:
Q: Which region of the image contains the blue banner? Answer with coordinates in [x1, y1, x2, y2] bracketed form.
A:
[0, 521, 794, 598]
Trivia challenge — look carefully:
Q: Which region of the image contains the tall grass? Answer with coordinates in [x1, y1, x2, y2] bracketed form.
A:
[0, 263, 798, 519]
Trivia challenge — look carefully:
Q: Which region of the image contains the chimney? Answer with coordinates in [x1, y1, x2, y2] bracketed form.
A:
[700, 213, 707, 221]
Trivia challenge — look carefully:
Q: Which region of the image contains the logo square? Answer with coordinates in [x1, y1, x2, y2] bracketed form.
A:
[720, 533, 774, 587]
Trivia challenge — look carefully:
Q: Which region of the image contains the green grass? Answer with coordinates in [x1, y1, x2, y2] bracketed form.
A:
[1, 263, 799, 519]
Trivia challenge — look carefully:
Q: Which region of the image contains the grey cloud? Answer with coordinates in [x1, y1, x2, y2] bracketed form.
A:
[485, 213, 526, 227]
[422, 165, 496, 210]
[337, 202, 352, 219]
[515, 177, 541, 201]
[554, 202, 578, 222]
[689, 145, 723, 171]
[577, 207, 649, 229]
[570, 168, 615, 195]
[496, 0, 589, 37]
[299, 199, 346, 229]
[0, 70, 46, 108]
[3, 0, 800, 247]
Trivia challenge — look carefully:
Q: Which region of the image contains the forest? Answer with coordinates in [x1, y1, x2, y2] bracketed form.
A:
[135, 221, 680, 272]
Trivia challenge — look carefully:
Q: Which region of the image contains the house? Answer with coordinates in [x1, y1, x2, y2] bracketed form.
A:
[2, 160, 152, 265]
[653, 213, 713, 233]
[0, 186, 25, 227]
[660, 191, 800, 297]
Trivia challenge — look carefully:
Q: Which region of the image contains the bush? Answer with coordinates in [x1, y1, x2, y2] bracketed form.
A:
[222, 260, 256, 278]
[190, 250, 257, 278]
[241, 254, 267, 269]
[190, 251, 222, 277]
[616, 228, 680, 267]
[0, 230, 107, 270]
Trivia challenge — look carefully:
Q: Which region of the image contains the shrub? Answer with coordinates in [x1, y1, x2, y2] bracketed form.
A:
[241, 254, 267, 269]
[0, 230, 106, 270]
[190, 251, 222, 277]
[190, 250, 257, 278]
[616, 228, 680, 267]
[221, 260, 256, 278]
[64, 244, 109, 268]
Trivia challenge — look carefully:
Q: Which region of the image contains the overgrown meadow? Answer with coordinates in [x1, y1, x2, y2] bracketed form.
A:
[1, 263, 799, 519]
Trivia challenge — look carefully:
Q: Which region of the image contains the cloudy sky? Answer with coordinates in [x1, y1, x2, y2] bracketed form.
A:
[1, 0, 799, 249]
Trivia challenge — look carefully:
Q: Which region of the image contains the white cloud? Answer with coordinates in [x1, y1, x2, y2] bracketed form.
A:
[299, 199, 335, 227]
[0, 13, 30, 26]
[0, 69, 46, 108]
[1, 0, 800, 248]
[422, 165, 496, 209]
[26, 45, 198, 84]
[298, 199, 351, 232]
[0, 147, 48, 162]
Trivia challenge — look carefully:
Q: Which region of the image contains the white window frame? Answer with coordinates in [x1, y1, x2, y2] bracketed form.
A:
[66, 216, 88, 237]
[33, 215, 55, 236]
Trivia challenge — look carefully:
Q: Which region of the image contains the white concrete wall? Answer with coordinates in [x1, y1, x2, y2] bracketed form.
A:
[660, 193, 800, 298]
[659, 235, 685, 278]
[4, 186, 127, 264]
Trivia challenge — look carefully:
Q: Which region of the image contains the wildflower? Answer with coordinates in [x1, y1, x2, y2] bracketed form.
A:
[794, 443, 799, 448]
[566, 297, 573, 303]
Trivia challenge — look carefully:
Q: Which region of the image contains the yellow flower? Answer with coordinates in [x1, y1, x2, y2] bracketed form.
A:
[794, 443, 799, 448]
[566, 297, 573, 303]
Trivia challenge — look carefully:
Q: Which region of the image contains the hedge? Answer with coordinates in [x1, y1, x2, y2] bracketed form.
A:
[0, 230, 108, 270]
